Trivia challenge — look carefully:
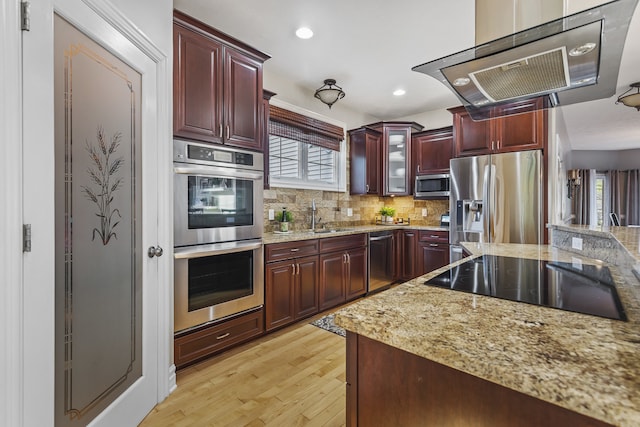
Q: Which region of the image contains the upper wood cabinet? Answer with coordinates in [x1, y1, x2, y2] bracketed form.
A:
[365, 121, 424, 196]
[173, 11, 270, 151]
[449, 97, 547, 158]
[412, 126, 453, 175]
[348, 127, 381, 195]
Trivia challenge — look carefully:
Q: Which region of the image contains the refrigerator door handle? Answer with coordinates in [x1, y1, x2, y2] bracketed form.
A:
[492, 168, 502, 242]
[482, 164, 491, 243]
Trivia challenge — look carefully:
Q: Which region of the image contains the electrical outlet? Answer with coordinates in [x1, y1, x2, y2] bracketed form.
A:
[571, 237, 583, 250]
[268, 209, 274, 220]
[347, 208, 353, 217]
[422, 208, 428, 217]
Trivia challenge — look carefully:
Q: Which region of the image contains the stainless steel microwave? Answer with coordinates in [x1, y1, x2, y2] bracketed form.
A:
[414, 173, 450, 199]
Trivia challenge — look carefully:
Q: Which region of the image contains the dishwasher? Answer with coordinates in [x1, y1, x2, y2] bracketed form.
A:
[368, 231, 396, 292]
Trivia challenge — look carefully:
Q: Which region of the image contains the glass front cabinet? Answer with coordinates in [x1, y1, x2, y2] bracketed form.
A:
[368, 122, 424, 196]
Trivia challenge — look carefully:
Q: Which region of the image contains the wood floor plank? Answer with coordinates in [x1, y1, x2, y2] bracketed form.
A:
[140, 317, 346, 426]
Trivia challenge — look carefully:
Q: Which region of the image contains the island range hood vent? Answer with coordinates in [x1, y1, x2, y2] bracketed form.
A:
[413, 0, 638, 120]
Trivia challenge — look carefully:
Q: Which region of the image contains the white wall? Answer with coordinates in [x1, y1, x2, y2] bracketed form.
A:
[110, 0, 173, 53]
[548, 108, 573, 225]
[396, 108, 454, 131]
[571, 149, 640, 170]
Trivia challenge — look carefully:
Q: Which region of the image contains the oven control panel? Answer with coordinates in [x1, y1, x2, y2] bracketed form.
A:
[173, 139, 262, 171]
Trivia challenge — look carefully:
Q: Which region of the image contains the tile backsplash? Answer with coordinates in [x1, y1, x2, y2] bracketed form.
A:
[263, 187, 449, 232]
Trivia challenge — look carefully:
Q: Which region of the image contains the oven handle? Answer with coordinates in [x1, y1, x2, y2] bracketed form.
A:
[174, 165, 263, 181]
[174, 240, 263, 259]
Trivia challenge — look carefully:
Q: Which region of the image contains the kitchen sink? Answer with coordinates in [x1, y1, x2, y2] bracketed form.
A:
[311, 228, 353, 234]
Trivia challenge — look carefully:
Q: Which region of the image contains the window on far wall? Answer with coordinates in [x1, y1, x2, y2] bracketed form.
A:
[268, 102, 346, 192]
[591, 172, 609, 227]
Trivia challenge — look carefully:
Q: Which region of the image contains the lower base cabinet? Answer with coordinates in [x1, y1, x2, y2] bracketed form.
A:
[417, 230, 449, 275]
[346, 332, 611, 427]
[265, 255, 319, 331]
[319, 234, 368, 310]
[174, 308, 264, 369]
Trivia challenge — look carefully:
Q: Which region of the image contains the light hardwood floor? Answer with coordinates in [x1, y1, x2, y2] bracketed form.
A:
[140, 313, 346, 427]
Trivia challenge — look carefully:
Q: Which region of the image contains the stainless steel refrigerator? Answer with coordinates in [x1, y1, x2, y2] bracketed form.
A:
[449, 150, 543, 262]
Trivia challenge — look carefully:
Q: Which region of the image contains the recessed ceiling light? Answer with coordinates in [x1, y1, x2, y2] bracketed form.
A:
[295, 27, 313, 39]
[393, 89, 406, 96]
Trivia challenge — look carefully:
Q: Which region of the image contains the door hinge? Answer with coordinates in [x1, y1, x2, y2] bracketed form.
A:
[21, 2, 30, 31]
[23, 224, 32, 252]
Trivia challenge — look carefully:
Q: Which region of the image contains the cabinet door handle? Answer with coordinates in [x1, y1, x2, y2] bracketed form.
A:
[290, 248, 300, 252]
[429, 243, 439, 247]
[226, 125, 230, 140]
[417, 165, 420, 173]
[219, 124, 223, 138]
[296, 263, 300, 275]
[292, 264, 296, 276]
[347, 253, 351, 264]
[366, 184, 369, 192]
[216, 332, 231, 340]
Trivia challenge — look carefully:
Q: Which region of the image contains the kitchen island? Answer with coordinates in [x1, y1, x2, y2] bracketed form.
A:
[334, 242, 640, 427]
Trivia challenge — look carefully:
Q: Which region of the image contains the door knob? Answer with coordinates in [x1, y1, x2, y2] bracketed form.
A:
[148, 246, 164, 258]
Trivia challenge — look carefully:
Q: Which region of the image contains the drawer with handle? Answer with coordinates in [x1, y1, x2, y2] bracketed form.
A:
[266, 239, 319, 262]
[174, 308, 264, 369]
[419, 230, 449, 243]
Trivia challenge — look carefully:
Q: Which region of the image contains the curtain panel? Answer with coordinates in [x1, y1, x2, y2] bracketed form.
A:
[606, 169, 639, 226]
[623, 169, 639, 225]
[571, 169, 592, 225]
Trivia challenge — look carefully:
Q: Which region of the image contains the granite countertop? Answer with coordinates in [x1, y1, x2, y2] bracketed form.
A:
[334, 243, 640, 427]
[550, 224, 640, 262]
[263, 224, 449, 244]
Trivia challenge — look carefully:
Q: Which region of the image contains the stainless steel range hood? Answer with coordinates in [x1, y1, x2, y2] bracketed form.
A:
[412, 0, 639, 120]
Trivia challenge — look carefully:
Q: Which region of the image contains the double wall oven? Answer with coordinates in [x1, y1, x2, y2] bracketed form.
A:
[173, 139, 264, 332]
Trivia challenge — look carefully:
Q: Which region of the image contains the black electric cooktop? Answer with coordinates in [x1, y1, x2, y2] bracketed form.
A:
[424, 255, 627, 321]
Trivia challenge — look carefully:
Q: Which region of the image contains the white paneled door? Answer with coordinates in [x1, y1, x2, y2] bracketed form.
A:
[22, 0, 169, 425]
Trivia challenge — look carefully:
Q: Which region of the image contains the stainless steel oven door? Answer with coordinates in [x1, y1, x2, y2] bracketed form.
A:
[174, 239, 264, 332]
[174, 164, 264, 246]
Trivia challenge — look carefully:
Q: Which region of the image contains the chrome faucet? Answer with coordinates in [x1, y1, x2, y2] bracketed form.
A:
[311, 199, 321, 231]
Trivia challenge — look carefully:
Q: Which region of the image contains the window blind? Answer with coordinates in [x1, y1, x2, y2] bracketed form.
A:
[268, 105, 344, 151]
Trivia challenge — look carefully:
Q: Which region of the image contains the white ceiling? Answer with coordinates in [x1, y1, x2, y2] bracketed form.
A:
[174, 0, 640, 151]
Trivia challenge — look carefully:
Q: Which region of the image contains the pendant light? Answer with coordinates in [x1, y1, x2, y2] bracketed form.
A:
[314, 79, 345, 109]
[615, 82, 640, 110]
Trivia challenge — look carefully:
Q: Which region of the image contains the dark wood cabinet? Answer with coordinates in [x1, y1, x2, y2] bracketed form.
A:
[412, 126, 453, 175]
[174, 308, 264, 369]
[345, 246, 367, 299]
[265, 241, 319, 331]
[348, 127, 381, 195]
[319, 251, 347, 310]
[400, 230, 418, 280]
[346, 332, 611, 427]
[265, 255, 319, 331]
[449, 97, 547, 158]
[398, 229, 449, 280]
[417, 230, 449, 275]
[319, 234, 368, 310]
[372, 122, 424, 196]
[349, 122, 423, 196]
[173, 11, 269, 151]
